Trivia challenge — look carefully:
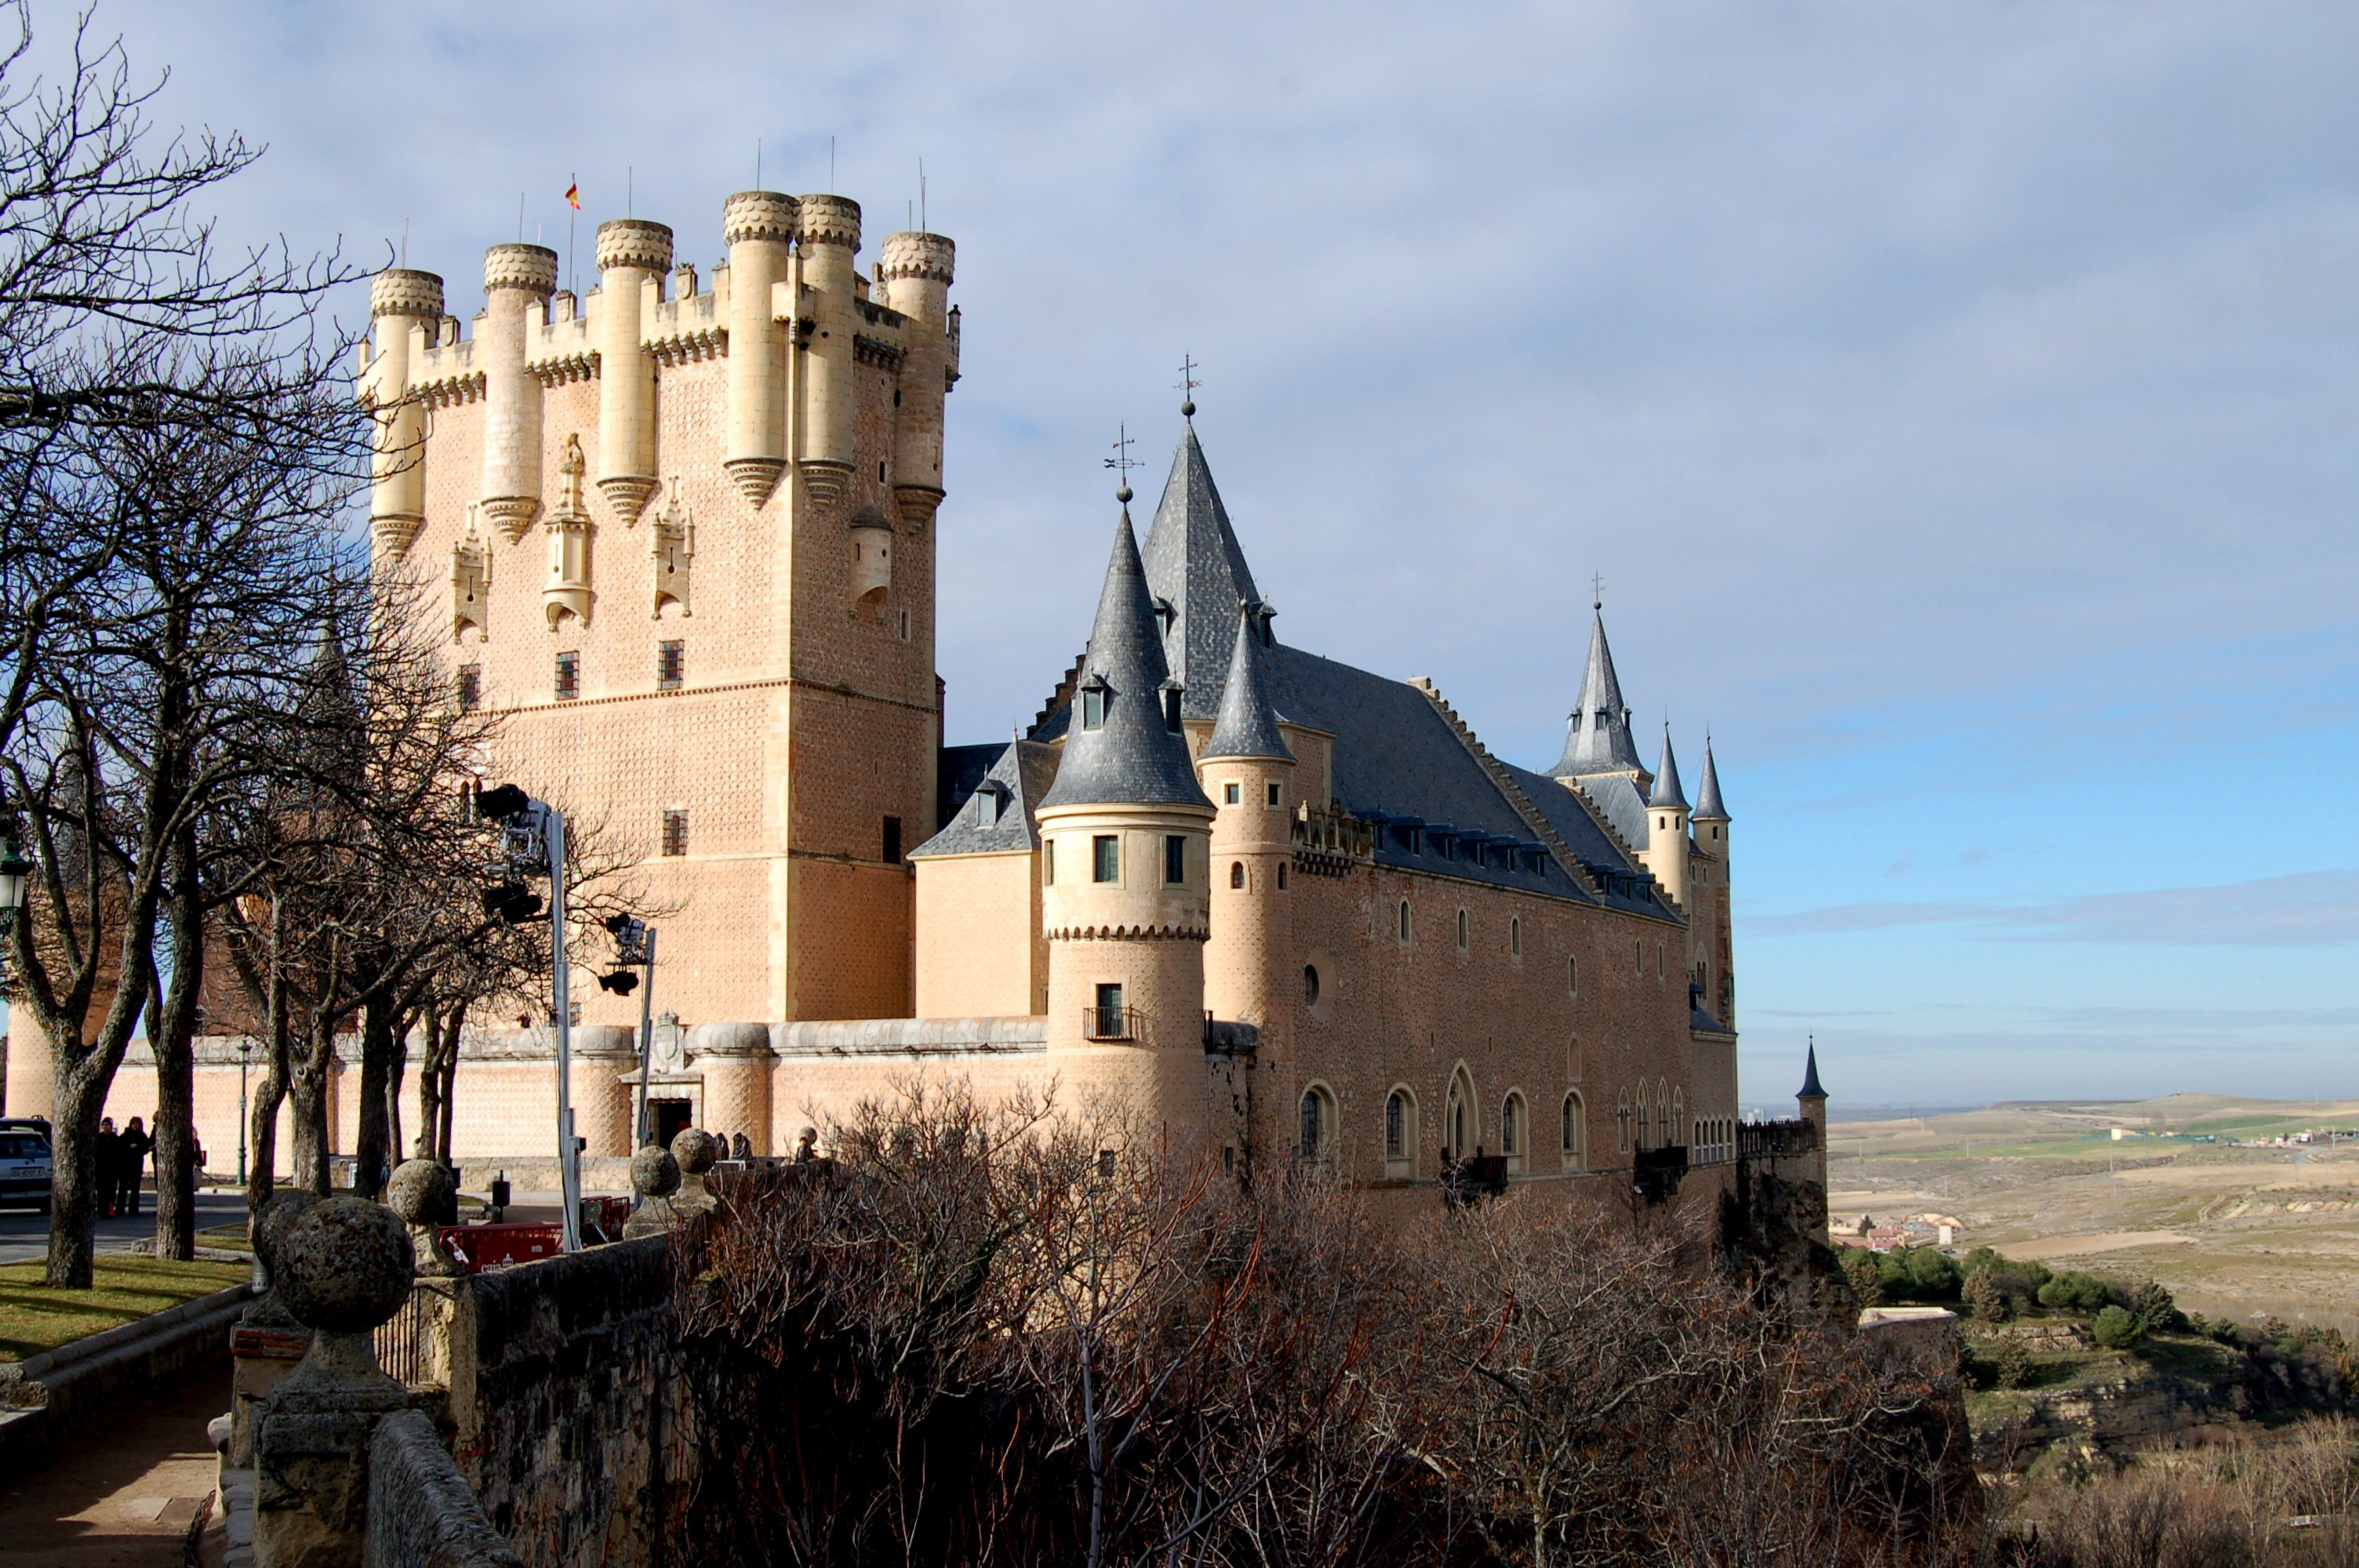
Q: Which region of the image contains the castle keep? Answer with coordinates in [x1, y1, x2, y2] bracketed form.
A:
[22, 182, 1818, 1210]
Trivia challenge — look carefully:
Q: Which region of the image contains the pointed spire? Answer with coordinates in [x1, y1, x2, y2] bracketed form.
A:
[1798, 1040, 1826, 1101]
[1694, 736, 1729, 822]
[1648, 727, 1688, 810]
[1140, 421, 1261, 722]
[1550, 610, 1646, 777]
[1203, 602, 1292, 762]
[1038, 507, 1211, 811]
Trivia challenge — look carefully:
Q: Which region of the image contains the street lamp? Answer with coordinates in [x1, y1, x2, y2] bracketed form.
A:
[476, 782, 584, 1252]
[235, 1038, 252, 1186]
[0, 832, 29, 940]
[599, 916, 659, 1156]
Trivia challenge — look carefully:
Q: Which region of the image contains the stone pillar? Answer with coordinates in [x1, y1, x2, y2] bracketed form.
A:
[479, 244, 558, 541]
[593, 219, 673, 525]
[230, 1192, 318, 1469]
[620, 1144, 681, 1240]
[570, 1025, 639, 1157]
[253, 1196, 416, 1568]
[878, 230, 954, 528]
[669, 1128, 718, 1218]
[365, 269, 445, 559]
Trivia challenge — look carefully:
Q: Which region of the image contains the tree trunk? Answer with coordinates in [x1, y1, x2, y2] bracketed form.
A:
[352, 989, 397, 1200]
[243, 895, 290, 1222]
[437, 1017, 458, 1166]
[288, 1012, 336, 1196]
[150, 852, 203, 1260]
[44, 1054, 110, 1288]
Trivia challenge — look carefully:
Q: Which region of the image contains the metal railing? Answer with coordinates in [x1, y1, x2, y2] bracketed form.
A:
[1083, 1005, 1142, 1042]
[1737, 1119, 1819, 1160]
[374, 1282, 434, 1386]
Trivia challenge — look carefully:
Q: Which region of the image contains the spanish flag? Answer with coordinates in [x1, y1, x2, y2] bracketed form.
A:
[565, 181, 580, 211]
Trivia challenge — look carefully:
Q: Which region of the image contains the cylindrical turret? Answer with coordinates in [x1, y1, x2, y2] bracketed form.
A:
[848, 508, 892, 610]
[365, 268, 445, 558]
[722, 191, 797, 508]
[480, 244, 558, 542]
[1637, 728, 1692, 912]
[794, 194, 860, 507]
[593, 219, 672, 524]
[878, 230, 954, 528]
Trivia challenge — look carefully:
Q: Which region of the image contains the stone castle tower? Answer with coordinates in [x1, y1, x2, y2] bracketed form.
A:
[358, 190, 958, 1028]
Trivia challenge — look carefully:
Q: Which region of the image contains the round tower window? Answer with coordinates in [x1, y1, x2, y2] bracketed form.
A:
[1302, 964, 1321, 1007]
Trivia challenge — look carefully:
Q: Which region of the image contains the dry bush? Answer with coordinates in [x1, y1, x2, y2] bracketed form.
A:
[671, 1085, 1977, 1568]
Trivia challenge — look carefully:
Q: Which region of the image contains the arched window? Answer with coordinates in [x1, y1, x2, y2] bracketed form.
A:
[1302, 964, 1321, 1007]
[1568, 955, 1579, 995]
[1635, 1083, 1652, 1151]
[1510, 917, 1521, 956]
[1672, 1086, 1685, 1150]
[1445, 1067, 1476, 1163]
[1383, 1087, 1417, 1179]
[1561, 1092, 1586, 1172]
[1616, 1085, 1632, 1153]
[1298, 1086, 1335, 1160]
[1230, 861, 1245, 889]
[1501, 1092, 1528, 1175]
[1398, 900, 1412, 942]
[1455, 909, 1469, 949]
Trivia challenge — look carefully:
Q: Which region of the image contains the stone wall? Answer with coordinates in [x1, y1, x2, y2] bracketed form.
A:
[367, 1409, 523, 1568]
[450, 1236, 685, 1568]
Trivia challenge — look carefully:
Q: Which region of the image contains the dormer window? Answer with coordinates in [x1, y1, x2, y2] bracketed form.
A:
[1080, 679, 1107, 731]
[1162, 684, 1183, 733]
[1153, 596, 1177, 635]
[976, 782, 1009, 826]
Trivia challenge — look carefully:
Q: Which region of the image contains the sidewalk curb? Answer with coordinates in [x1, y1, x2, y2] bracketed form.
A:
[0, 1279, 254, 1469]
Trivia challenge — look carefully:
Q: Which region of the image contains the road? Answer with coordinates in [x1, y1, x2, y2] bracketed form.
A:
[0, 1189, 249, 1265]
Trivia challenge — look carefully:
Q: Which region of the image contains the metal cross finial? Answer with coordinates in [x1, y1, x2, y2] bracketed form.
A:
[1591, 571, 1606, 612]
[1105, 423, 1140, 504]
[1176, 354, 1200, 418]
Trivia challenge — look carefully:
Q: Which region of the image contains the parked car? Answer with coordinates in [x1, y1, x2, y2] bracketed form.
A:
[0, 1126, 52, 1214]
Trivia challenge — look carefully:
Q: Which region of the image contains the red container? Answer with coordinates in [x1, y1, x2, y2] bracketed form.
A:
[438, 1221, 563, 1273]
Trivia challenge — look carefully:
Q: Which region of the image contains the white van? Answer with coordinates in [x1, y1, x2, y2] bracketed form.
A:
[0, 1126, 53, 1214]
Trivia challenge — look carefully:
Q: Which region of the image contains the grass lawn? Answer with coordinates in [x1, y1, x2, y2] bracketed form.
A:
[0, 1255, 249, 1363]
[197, 1221, 254, 1254]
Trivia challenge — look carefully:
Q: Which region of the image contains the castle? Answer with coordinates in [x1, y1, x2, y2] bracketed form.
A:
[14, 183, 1822, 1214]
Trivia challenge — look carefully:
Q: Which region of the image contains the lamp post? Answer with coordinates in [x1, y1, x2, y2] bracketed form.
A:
[474, 783, 583, 1252]
[598, 916, 657, 1155]
[0, 832, 29, 955]
[235, 1038, 252, 1186]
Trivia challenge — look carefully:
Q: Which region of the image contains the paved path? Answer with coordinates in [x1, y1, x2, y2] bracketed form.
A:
[0, 1363, 228, 1566]
[0, 1192, 247, 1265]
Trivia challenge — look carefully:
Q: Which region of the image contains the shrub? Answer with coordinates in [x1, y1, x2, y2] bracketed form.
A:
[1906, 1247, 1961, 1298]
[2092, 1304, 2142, 1348]
[1960, 1246, 2002, 1277]
[2125, 1278, 2183, 1336]
[2037, 1270, 2111, 1312]
[1996, 1336, 2032, 1390]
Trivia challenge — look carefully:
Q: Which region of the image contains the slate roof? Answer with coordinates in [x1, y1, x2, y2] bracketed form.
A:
[1565, 769, 1652, 855]
[1693, 739, 1730, 822]
[1140, 423, 1261, 722]
[911, 739, 1060, 858]
[1799, 1044, 1826, 1099]
[1202, 604, 1292, 762]
[1648, 728, 1688, 811]
[1550, 612, 1648, 780]
[1034, 508, 1211, 811]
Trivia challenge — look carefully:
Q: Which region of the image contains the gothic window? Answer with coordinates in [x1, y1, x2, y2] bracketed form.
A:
[1456, 909, 1469, 949]
[1671, 1085, 1683, 1149]
[1298, 1086, 1335, 1160]
[1092, 835, 1119, 884]
[1500, 1092, 1526, 1174]
[1561, 1093, 1586, 1172]
[1398, 901, 1412, 942]
[1230, 861, 1245, 889]
[1616, 1085, 1632, 1153]
[1510, 917, 1522, 956]
[1445, 1067, 1476, 1163]
[1385, 1091, 1405, 1160]
[1568, 956, 1579, 995]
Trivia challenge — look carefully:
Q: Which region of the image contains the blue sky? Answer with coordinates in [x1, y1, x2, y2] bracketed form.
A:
[48, 0, 2358, 1106]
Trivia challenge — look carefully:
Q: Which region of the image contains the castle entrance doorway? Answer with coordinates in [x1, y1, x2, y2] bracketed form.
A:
[652, 1098, 694, 1149]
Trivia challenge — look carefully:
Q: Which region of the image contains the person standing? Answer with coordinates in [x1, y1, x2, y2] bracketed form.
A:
[94, 1118, 121, 1221]
[116, 1116, 153, 1218]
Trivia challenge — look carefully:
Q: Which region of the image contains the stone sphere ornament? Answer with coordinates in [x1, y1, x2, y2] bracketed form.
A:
[275, 1196, 416, 1334]
[631, 1144, 682, 1199]
[384, 1160, 457, 1227]
[671, 1127, 717, 1174]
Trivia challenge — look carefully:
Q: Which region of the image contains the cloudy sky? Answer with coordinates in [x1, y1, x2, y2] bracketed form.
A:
[54, 0, 2358, 1108]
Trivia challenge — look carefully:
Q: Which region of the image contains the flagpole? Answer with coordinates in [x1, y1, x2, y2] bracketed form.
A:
[567, 172, 577, 297]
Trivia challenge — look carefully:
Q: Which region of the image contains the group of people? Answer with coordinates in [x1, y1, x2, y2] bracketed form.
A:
[94, 1116, 153, 1218]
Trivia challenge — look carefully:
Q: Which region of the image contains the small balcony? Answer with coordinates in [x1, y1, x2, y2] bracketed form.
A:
[1083, 1005, 1143, 1043]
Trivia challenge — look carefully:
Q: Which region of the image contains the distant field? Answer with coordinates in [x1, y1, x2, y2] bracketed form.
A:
[1826, 1092, 2359, 1333]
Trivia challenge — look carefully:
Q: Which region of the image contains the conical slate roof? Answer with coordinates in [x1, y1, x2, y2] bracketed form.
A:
[1798, 1044, 1826, 1100]
[1140, 422, 1262, 722]
[1648, 728, 1688, 810]
[1693, 738, 1729, 822]
[1203, 603, 1292, 762]
[1550, 612, 1647, 778]
[1038, 509, 1212, 811]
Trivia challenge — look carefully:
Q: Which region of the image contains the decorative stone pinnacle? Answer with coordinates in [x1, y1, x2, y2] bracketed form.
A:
[797, 194, 862, 251]
[484, 243, 559, 295]
[242, 1189, 321, 1327]
[878, 231, 954, 285]
[725, 456, 787, 508]
[723, 191, 799, 245]
[370, 268, 445, 321]
[621, 1144, 682, 1239]
[671, 1127, 719, 1218]
[595, 218, 674, 274]
[385, 1160, 464, 1278]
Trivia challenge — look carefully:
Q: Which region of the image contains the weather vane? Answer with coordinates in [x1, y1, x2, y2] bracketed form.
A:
[1591, 571, 1606, 612]
[1105, 423, 1140, 504]
[1176, 354, 1200, 418]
